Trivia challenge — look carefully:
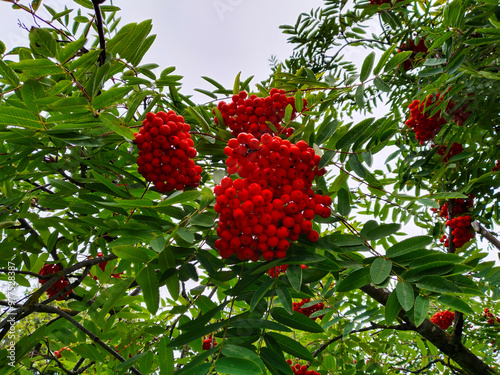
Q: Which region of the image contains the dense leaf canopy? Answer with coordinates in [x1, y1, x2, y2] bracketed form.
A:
[0, 0, 499, 374]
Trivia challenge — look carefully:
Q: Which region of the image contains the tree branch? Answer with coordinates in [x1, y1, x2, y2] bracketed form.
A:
[31, 304, 143, 375]
[472, 220, 500, 251]
[360, 284, 497, 375]
[91, 0, 107, 66]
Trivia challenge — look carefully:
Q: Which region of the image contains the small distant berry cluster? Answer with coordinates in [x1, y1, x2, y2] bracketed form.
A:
[431, 196, 473, 219]
[214, 89, 306, 138]
[214, 134, 331, 261]
[293, 298, 325, 319]
[202, 337, 217, 350]
[267, 264, 307, 278]
[90, 252, 123, 280]
[406, 95, 446, 145]
[286, 359, 321, 375]
[399, 38, 428, 70]
[492, 160, 500, 172]
[430, 310, 455, 329]
[134, 111, 202, 193]
[440, 215, 475, 249]
[435, 142, 464, 162]
[54, 347, 71, 359]
[38, 264, 72, 300]
[484, 308, 500, 325]
[448, 102, 471, 126]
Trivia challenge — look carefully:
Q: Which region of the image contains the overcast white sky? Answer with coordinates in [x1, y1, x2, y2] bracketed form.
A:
[0, 0, 325, 100]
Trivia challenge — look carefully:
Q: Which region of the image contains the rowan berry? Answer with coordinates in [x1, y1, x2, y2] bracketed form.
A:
[430, 310, 455, 329]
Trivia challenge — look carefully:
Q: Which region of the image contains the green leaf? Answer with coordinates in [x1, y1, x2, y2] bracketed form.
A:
[157, 190, 201, 206]
[233, 71, 241, 95]
[0, 60, 20, 86]
[386, 236, 432, 258]
[29, 27, 58, 57]
[0, 106, 44, 129]
[267, 332, 314, 362]
[91, 171, 130, 199]
[99, 112, 135, 140]
[396, 281, 414, 311]
[423, 58, 447, 66]
[112, 245, 151, 263]
[57, 38, 87, 64]
[137, 264, 159, 315]
[373, 44, 397, 75]
[294, 90, 303, 112]
[337, 187, 351, 216]
[348, 153, 367, 178]
[260, 347, 293, 375]
[373, 76, 391, 92]
[221, 345, 267, 374]
[92, 87, 132, 109]
[318, 149, 335, 169]
[426, 192, 468, 200]
[438, 295, 474, 314]
[179, 302, 229, 332]
[336, 117, 375, 149]
[158, 337, 174, 375]
[166, 273, 179, 301]
[364, 223, 400, 241]
[271, 307, 324, 333]
[370, 258, 392, 284]
[13, 58, 63, 76]
[284, 103, 293, 123]
[175, 350, 216, 375]
[177, 227, 194, 243]
[384, 51, 413, 72]
[168, 321, 226, 347]
[276, 285, 293, 315]
[21, 78, 45, 114]
[385, 290, 401, 325]
[316, 119, 339, 145]
[229, 319, 291, 332]
[355, 84, 364, 108]
[250, 278, 275, 311]
[286, 264, 302, 292]
[96, 278, 134, 320]
[360, 52, 375, 82]
[336, 267, 370, 292]
[413, 296, 429, 327]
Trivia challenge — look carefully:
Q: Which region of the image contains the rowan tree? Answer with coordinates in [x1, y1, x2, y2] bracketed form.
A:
[0, 0, 499, 374]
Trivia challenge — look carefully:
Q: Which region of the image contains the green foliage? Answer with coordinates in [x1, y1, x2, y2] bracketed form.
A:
[0, 0, 499, 374]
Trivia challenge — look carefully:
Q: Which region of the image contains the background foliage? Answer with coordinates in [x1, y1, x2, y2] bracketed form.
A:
[0, 0, 499, 374]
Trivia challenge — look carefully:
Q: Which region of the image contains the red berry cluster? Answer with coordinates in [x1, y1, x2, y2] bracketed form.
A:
[484, 308, 500, 325]
[492, 160, 500, 172]
[431, 196, 474, 219]
[447, 101, 471, 126]
[267, 264, 307, 278]
[435, 142, 463, 162]
[440, 215, 475, 249]
[90, 253, 123, 280]
[430, 310, 455, 329]
[286, 359, 321, 375]
[134, 111, 202, 193]
[214, 89, 306, 138]
[38, 264, 72, 300]
[202, 338, 217, 350]
[399, 38, 428, 70]
[54, 347, 71, 359]
[213, 133, 330, 261]
[406, 95, 446, 145]
[292, 298, 325, 319]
